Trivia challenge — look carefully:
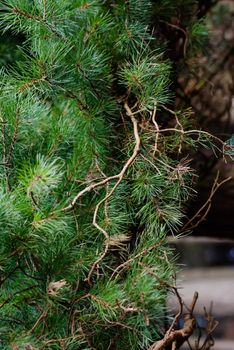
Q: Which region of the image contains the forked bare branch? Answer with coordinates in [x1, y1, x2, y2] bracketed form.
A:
[85, 101, 141, 284]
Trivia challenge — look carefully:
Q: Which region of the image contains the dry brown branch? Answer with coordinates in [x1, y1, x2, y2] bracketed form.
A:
[193, 302, 218, 350]
[13, 6, 42, 21]
[19, 76, 47, 93]
[141, 154, 161, 174]
[116, 300, 143, 313]
[61, 170, 118, 211]
[151, 106, 160, 156]
[1, 121, 10, 191]
[42, 0, 47, 20]
[30, 308, 48, 333]
[181, 171, 232, 232]
[138, 262, 184, 337]
[160, 106, 185, 153]
[47, 279, 67, 296]
[148, 292, 198, 350]
[76, 292, 111, 309]
[186, 300, 219, 350]
[39, 335, 82, 350]
[62, 101, 140, 213]
[76, 102, 140, 284]
[78, 322, 97, 350]
[155, 127, 225, 147]
[166, 283, 184, 337]
[32, 214, 57, 226]
[155, 128, 230, 162]
[155, 157, 177, 171]
[62, 107, 220, 217]
[29, 190, 38, 207]
[173, 117, 183, 153]
[8, 108, 19, 164]
[159, 20, 188, 57]
[86, 243, 109, 285]
[142, 261, 218, 350]
[110, 240, 164, 280]
[0, 285, 39, 310]
[0, 265, 18, 288]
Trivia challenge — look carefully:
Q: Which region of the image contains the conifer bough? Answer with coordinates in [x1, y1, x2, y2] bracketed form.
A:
[0, 1, 215, 349]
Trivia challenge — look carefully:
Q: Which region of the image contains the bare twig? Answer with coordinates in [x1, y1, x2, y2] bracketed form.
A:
[0, 266, 18, 287]
[19, 75, 47, 93]
[85, 102, 141, 284]
[167, 283, 184, 336]
[138, 263, 184, 336]
[78, 322, 97, 350]
[12, 6, 63, 38]
[29, 191, 38, 207]
[159, 20, 188, 57]
[1, 121, 10, 191]
[39, 335, 82, 350]
[181, 171, 232, 232]
[198, 302, 218, 350]
[30, 308, 48, 333]
[86, 243, 109, 285]
[0, 285, 39, 310]
[62, 102, 140, 213]
[110, 240, 164, 280]
[151, 106, 160, 156]
[140, 154, 161, 174]
[42, 0, 47, 20]
[148, 292, 198, 350]
[8, 107, 20, 167]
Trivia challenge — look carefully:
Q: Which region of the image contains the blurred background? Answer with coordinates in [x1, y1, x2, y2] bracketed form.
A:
[169, 0, 234, 349]
[170, 237, 234, 350]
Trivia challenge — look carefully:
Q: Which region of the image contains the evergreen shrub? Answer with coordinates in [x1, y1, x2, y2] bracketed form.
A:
[0, 1, 216, 349]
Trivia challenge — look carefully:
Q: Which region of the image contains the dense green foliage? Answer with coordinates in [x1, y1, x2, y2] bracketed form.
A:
[0, 1, 214, 349]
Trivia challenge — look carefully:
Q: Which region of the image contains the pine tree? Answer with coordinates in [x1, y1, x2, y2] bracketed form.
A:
[0, 1, 219, 349]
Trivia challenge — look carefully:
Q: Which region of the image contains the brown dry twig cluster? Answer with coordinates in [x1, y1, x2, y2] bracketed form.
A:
[56, 97, 231, 285]
[148, 286, 198, 350]
[181, 170, 232, 232]
[148, 286, 218, 350]
[187, 302, 219, 350]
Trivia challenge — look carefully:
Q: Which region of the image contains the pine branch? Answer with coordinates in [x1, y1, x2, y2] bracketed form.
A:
[61, 101, 141, 213]
[86, 101, 141, 284]
[0, 284, 39, 310]
[12, 6, 63, 38]
[110, 240, 165, 280]
[0, 1, 223, 348]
